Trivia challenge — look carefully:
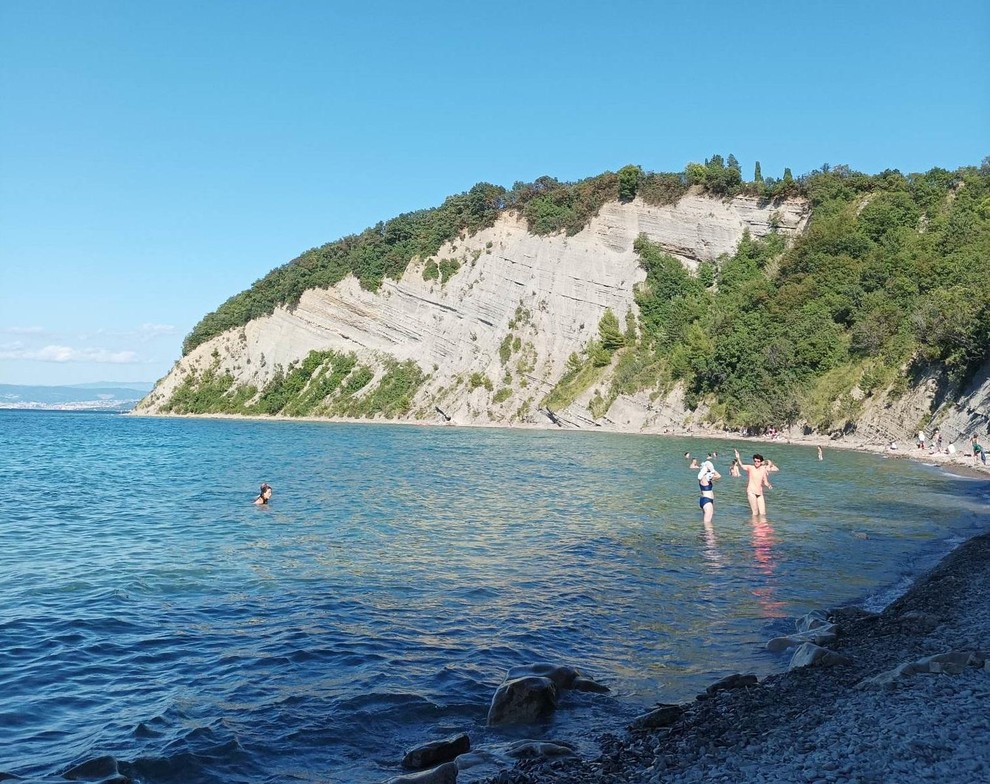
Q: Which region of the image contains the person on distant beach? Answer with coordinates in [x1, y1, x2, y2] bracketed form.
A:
[817, 445, 823, 461]
[933, 429, 943, 452]
[918, 430, 927, 450]
[254, 483, 273, 505]
[696, 457, 721, 524]
[734, 448, 778, 518]
[972, 436, 986, 466]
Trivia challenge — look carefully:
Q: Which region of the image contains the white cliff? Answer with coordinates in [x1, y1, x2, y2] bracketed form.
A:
[139, 192, 810, 425]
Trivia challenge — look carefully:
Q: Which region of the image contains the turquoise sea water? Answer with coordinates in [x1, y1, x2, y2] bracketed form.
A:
[2, 410, 987, 783]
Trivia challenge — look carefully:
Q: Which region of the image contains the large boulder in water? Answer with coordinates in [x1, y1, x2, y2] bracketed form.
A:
[487, 675, 559, 726]
[487, 662, 609, 726]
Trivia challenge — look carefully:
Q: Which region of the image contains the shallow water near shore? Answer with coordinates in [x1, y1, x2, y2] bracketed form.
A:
[2, 410, 987, 783]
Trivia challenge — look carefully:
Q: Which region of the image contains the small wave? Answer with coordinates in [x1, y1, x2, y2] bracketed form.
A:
[862, 575, 915, 613]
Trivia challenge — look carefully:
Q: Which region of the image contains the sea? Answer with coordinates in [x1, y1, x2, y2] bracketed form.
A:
[2, 410, 988, 783]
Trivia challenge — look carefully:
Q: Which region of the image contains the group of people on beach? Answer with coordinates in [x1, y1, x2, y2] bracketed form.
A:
[687, 448, 779, 523]
[912, 427, 987, 465]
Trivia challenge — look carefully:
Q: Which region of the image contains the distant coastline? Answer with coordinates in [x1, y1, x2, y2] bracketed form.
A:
[0, 401, 137, 412]
[0, 382, 153, 412]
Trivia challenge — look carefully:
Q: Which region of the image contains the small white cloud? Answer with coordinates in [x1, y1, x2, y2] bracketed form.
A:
[0, 344, 140, 364]
[35, 345, 76, 362]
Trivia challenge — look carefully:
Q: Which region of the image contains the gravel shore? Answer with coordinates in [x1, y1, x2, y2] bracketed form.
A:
[487, 525, 990, 784]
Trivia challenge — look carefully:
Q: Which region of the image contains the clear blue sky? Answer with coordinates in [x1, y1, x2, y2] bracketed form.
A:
[2, 0, 987, 385]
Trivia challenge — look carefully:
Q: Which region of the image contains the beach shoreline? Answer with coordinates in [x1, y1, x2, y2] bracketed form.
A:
[486, 529, 990, 784]
[128, 410, 990, 480]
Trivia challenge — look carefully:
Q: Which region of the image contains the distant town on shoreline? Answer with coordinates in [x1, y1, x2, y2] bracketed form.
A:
[0, 383, 154, 412]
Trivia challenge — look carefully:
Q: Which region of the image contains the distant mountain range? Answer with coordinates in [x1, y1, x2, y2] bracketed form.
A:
[0, 382, 154, 411]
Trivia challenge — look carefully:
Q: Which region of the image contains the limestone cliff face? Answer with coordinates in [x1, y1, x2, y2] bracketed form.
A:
[138, 193, 810, 425]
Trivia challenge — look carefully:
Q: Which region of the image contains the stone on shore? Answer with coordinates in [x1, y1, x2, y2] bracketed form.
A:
[505, 740, 576, 759]
[704, 673, 758, 696]
[766, 624, 838, 652]
[859, 649, 987, 688]
[630, 703, 685, 730]
[894, 610, 941, 633]
[795, 609, 830, 633]
[788, 642, 852, 670]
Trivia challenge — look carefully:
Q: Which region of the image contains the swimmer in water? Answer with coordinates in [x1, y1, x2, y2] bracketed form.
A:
[696, 457, 721, 524]
[254, 483, 273, 505]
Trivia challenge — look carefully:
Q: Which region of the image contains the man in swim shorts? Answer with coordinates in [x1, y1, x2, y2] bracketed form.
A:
[734, 448, 778, 518]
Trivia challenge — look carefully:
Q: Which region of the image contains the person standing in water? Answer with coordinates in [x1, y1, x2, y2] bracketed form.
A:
[734, 448, 778, 518]
[696, 456, 721, 524]
[254, 483, 273, 505]
[817, 445, 823, 461]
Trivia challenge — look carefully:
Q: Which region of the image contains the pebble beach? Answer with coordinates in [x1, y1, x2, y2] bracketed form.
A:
[486, 458, 990, 784]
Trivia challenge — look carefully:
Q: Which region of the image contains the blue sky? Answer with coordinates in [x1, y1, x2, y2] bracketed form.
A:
[1, 0, 987, 386]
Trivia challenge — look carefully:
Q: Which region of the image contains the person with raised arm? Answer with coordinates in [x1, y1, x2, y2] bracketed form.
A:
[734, 448, 779, 518]
[696, 456, 721, 524]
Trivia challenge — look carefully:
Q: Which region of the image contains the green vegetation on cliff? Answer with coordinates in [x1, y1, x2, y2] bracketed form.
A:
[607, 160, 990, 431]
[162, 350, 425, 419]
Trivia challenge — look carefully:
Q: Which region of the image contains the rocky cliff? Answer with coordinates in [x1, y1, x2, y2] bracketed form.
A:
[137, 192, 809, 426]
[136, 189, 990, 453]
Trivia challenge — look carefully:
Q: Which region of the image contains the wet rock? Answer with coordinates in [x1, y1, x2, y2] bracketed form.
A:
[630, 703, 685, 730]
[795, 610, 830, 633]
[488, 676, 558, 725]
[63, 756, 119, 780]
[571, 676, 610, 693]
[705, 673, 758, 696]
[386, 760, 458, 784]
[505, 740, 576, 759]
[402, 733, 471, 770]
[860, 650, 987, 687]
[767, 625, 838, 652]
[788, 643, 852, 670]
[506, 663, 578, 690]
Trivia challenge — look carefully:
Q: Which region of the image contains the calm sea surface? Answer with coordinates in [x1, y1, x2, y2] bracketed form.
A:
[2, 410, 988, 783]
